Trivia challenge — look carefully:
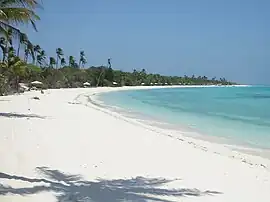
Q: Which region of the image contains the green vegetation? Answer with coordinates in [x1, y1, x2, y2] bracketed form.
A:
[0, 0, 236, 95]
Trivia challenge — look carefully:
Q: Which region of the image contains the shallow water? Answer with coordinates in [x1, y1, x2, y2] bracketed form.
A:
[99, 86, 270, 150]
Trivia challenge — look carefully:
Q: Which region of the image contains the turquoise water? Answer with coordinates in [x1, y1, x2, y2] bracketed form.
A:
[99, 86, 270, 149]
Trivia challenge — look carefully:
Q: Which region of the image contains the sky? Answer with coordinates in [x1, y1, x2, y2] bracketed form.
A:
[23, 0, 270, 84]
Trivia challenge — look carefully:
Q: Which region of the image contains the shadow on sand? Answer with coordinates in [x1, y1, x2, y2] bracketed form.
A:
[0, 112, 45, 119]
[0, 167, 222, 202]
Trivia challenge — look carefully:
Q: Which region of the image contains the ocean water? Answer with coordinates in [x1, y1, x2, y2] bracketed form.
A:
[99, 86, 270, 149]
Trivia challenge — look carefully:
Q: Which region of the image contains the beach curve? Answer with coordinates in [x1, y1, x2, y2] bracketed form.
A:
[1, 86, 270, 202]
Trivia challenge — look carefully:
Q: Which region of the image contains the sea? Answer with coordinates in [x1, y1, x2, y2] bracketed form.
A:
[98, 86, 270, 150]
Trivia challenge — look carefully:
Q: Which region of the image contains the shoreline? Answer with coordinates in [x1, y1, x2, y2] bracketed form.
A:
[1, 86, 270, 202]
[91, 85, 270, 160]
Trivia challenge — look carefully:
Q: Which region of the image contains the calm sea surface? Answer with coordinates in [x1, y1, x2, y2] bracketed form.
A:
[99, 86, 270, 149]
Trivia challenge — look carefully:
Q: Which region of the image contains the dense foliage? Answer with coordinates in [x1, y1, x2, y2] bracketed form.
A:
[0, 0, 236, 95]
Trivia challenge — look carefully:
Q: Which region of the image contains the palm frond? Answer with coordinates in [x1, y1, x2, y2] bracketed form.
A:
[19, 32, 28, 43]
[0, 21, 21, 38]
[0, 0, 42, 9]
[1, 7, 40, 31]
[0, 10, 7, 18]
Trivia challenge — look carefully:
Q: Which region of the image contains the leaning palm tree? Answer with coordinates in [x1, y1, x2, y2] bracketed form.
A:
[36, 49, 46, 67]
[60, 57, 66, 67]
[56, 48, 63, 69]
[8, 45, 15, 58]
[81, 57, 86, 68]
[32, 44, 40, 63]
[49, 56, 56, 68]
[24, 40, 34, 63]
[0, 36, 6, 61]
[79, 50, 86, 68]
[0, 0, 41, 37]
[68, 55, 75, 67]
[1, 55, 28, 92]
[17, 32, 28, 57]
[0, 28, 12, 62]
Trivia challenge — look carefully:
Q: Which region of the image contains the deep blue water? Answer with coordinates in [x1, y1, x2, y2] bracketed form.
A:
[99, 86, 270, 149]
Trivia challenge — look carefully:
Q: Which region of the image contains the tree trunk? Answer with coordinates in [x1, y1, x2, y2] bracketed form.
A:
[24, 50, 29, 62]
[32, 53, 36, 64]
[2, 42, 8, 62]
[0, 46, 5, 62]
[15, 76, 19, 93]
[17, 43, 21, 57]
[2, 51, 5, 62]
[5, 43, 9, 62]
[56, 56, 59, 69]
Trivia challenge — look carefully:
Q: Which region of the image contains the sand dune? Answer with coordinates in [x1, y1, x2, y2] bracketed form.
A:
[1, 87, 270, 202]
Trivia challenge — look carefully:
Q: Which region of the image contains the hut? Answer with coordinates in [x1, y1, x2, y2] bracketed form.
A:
[31, 81, 43, 85]
[30, 81, 43, 90]
[83, 82, 91, 88]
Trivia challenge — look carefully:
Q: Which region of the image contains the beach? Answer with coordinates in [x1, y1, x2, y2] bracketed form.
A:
[1, 86, 270, 202]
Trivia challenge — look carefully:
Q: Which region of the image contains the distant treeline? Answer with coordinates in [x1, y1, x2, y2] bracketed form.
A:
[1, 63, 236, 95]
[0, 0, 236, 95]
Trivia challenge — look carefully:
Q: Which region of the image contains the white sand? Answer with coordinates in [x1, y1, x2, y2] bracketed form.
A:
[0, 86, 270, 202]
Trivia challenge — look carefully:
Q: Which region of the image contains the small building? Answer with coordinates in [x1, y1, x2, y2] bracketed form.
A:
[31, 81, 43, 85]
[83, 82, 91, 87]
[30, 81, 43, 89]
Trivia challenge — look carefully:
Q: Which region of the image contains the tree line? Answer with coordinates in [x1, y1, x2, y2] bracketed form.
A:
[0, 0, 236, 95]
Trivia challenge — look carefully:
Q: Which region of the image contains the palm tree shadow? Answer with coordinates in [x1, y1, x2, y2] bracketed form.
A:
[0, 112, 45, 119]
[0, 167, 222, 202]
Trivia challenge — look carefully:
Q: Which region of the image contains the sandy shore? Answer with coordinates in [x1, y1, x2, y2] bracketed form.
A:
[1, 86, 270, 202]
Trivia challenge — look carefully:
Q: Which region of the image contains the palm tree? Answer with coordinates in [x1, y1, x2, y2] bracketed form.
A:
[1, 55, 28, 92]
[81, 58, 86, 68]
[79, 50, 86, 68]
[36, 49, 46, 67]
[24, 40, 34, 63]
[17, 32, 28, 57]
[56, 48, 63, 69]
[60, 57, 66, 67]
[0, 36, 6, 61]
[0, 0, 41, 37]
[8, 46, 15, 59]
[0, 28, 13, 62]
[49, 56, 56, 68]
[33, 44, 41, 64]
[68, 55, 75, 67]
